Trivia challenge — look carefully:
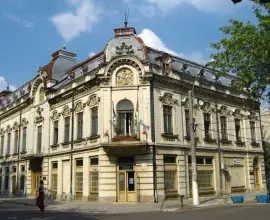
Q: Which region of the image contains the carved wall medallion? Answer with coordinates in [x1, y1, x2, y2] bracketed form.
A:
[0, 128, 5, 136]
[219, 106, 231, 116]
[82, 65, 88, 74]
[87, 95, 99, 108]
[6, 125, 12, 133]
[201, 102, 214, 113]
[116, 68, 133, 86]
[13, 122, 19, 130]
[107, 59, 142, 77]
[248, 111, 259, 121]
[21, 118, 28, 127]
[36, 107, 43, 116]
[51, 110, 60, 121]
[62, 106, 70, 117]
[115, 42, 134, 55]
[75, 102, 84, 113]
[159, 93, 177, 105]
[233, 109, 243, 119]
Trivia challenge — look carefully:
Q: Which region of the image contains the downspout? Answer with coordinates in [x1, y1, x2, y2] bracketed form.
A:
[70, 90, 75, 199]
[16, 105, 23, 192]
[150, 78, 158, 203]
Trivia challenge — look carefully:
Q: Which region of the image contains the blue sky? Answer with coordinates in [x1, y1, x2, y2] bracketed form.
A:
[0, 0, 257, 90]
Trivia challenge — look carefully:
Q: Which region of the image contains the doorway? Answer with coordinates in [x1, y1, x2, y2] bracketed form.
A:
[117, 157, 136, 202]
[31, 172, 42, 196]
[253, 156, 261, 192]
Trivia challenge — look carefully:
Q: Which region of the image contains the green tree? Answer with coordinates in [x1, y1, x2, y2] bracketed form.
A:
[232, 0, 270, 5]
[210, 3, 270, 104]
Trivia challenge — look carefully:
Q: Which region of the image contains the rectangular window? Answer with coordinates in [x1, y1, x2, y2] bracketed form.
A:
[21, 165, 25, 172]
[14, 130, 19, 154]
[0, 136, 4, 157]
[5, 167, 9, 190]
[204, 113, 211, 139]
[37, 126, 42, 154]
[20, 175, 25, 191]
[7, 133, 11, 156]
[235, 119, 241, 142]
[163, 105, 173, 134]
[76, 159, 83, 167]
[51, 162, 58, 192]
[64, 116, 70, 142]
[53, 121, 59, 144]
[220, 116, 227, 140]
[185, 110, 190, 137]
[91, 107, 98, 136]
[250, 121, 256, 142]
[22, 127, 27, 152]
[164, 156, 176, 164]
[89, 171, 99, 193]
[90, 157, 99, 166]
[77, 112, 83, 139]
[75, 172, 83, 200]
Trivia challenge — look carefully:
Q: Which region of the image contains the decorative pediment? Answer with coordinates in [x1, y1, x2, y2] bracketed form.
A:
[219, 106, 231, 116]
[21, 118, 28, 127]
[116, 68, 134, 86]
[248, 111, 259, 121]
[75, 102, 84, 113]
[82, 65, 88, 74]
[6, 125, 12, 133]
[159, 93, 177, 105]
[0, 128, 5, 136]
[115, 42, 134, 55]
[51, 110, 61, 121]
[62, 106, 71, 117]
[36, 107, 43, 116]
[232, 109, 243, 119]
[87, 95, 100, 108]
[200, 102, 214, 113]
[13, 122, 19, 130]
[35, 107, 44, 123]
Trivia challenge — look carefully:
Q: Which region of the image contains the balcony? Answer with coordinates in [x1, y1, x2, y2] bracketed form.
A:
[112, 134, 140, 142]
[251, 141, 260, 147]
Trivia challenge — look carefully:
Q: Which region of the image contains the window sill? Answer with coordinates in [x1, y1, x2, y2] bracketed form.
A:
[204, 137, 216, 144]
[74, 138, 85, 144]
[12, 153, 19, 156]
[5, 154, 11, 158]
[161, 133, 179, 139]
[0, 156, 4, 159]
[50, 144, 59, 148]
[20, 151, 27, 155]
[235, 141, 245, 146]
[87, 135, 100, 140]
[112, 135, 140, 142]
[221, 139, 232, 144]
[251, 142, 260, 147]
[184, 136, 199, 141]
[61, 141, 71, 146]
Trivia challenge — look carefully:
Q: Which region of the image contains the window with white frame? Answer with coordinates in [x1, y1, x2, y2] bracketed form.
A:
[53, 120, 59, 145]
[163, 105, 173, 134]
[14, 130, 19, 154]
[64, 116, 70, 142]
[77, 112, 83, 139]
[116, 99, 134, 136]
[91, 107, 98, 136]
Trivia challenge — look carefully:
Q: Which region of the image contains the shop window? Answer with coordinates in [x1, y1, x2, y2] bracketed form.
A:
[75, 172, 83, 200]
[20, 175, 25, 191]
[51, 162, 58, 192]
[5, 167, 9, 190]
[164, 156, 177, 196]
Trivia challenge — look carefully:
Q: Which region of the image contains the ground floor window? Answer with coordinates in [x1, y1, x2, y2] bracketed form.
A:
[188, 156, 215, 196]
[20, 175, 25, 191]
[0, 177, 2, 191]
[4, 176, 9, 190]
[164, 156, 178, 197]
[75, 172, 83, 200]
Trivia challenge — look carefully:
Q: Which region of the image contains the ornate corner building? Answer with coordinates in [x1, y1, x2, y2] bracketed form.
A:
[0, 25, 267, 202]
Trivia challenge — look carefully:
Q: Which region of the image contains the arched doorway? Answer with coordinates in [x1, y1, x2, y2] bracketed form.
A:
[253, 156, 262, 192]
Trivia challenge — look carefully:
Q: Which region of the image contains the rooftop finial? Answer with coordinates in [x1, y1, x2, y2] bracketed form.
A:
[63, 43, 67, 50]
[124, 9, 129, 28]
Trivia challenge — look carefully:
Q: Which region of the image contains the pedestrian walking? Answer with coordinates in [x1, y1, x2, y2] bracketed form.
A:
[36, 180, 45, 214]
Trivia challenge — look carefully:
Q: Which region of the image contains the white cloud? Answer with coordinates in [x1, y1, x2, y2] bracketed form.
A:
[3, 12, 34, 28]
[50, 0, 103, 42]
[140, 5, 157, 18]
[142, 0, 242, 15]
[138, 29, 209, 64]
[89, 52, 96, 57]
[0, 76, 16, 91]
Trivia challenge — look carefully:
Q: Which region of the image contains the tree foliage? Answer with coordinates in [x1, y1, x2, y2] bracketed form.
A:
[210, 3, 270, 104]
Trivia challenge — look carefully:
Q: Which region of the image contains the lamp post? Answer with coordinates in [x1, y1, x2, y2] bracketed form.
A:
[188, 63, 210, 205]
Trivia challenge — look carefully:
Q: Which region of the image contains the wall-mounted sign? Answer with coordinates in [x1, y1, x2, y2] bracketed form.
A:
[233, 158, 242, 165]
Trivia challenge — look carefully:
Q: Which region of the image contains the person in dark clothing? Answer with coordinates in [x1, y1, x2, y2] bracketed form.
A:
[36, 180, 45, 213]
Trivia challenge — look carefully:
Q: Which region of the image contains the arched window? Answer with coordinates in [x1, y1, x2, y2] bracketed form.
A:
[116, 99, 134, 136]
[39, 87, 45, 103]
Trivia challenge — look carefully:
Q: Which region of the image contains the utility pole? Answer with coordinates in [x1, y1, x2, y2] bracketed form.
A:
[188, 90, 199, 205]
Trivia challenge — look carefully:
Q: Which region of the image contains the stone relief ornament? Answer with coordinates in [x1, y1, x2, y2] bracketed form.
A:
[21, 118, 28, 127]
[51, 111, 60, 121]
[115, 42, 134, 55]
[87, 95, 99, 108]
[219, 106, 231, 116]
[248, 111, 259, 121]
[36, 107, 43, 116]
[116, 68, 133, 86]
[0, 128, 5, 135]
[159, 93, 177, 105]
[82, 65, 88, 74]
[201, 102, 214, 113]
[13, 122, 19, 130]
[6, 125, 12, 133]
[233, 109, 243, 119]
[75, 102, 84, 113]
[62, 106, 70, 117]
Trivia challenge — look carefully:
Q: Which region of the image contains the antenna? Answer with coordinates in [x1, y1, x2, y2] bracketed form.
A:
[124, 9, 129, 28]
[62, 43, 67, 50]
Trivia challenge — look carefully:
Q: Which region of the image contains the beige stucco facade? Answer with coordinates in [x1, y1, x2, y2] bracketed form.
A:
[0, 26, 267, 203]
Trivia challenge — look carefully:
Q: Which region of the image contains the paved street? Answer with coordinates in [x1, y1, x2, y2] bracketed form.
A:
[1, 201, 270, 220]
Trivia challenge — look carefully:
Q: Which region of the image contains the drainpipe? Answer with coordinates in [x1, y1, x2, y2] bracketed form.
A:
[16, 105, 23, 192]
[70, 90, 75, 199]
[150, 78, 158, 203]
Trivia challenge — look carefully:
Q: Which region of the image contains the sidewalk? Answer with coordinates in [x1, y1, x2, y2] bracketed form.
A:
[0, 193, 262, 214]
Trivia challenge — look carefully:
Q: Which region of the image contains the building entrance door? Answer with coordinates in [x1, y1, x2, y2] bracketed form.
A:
[117, 157, 136, 202]
[253, 157, 261, 192]
[31, 172, 42, 196]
